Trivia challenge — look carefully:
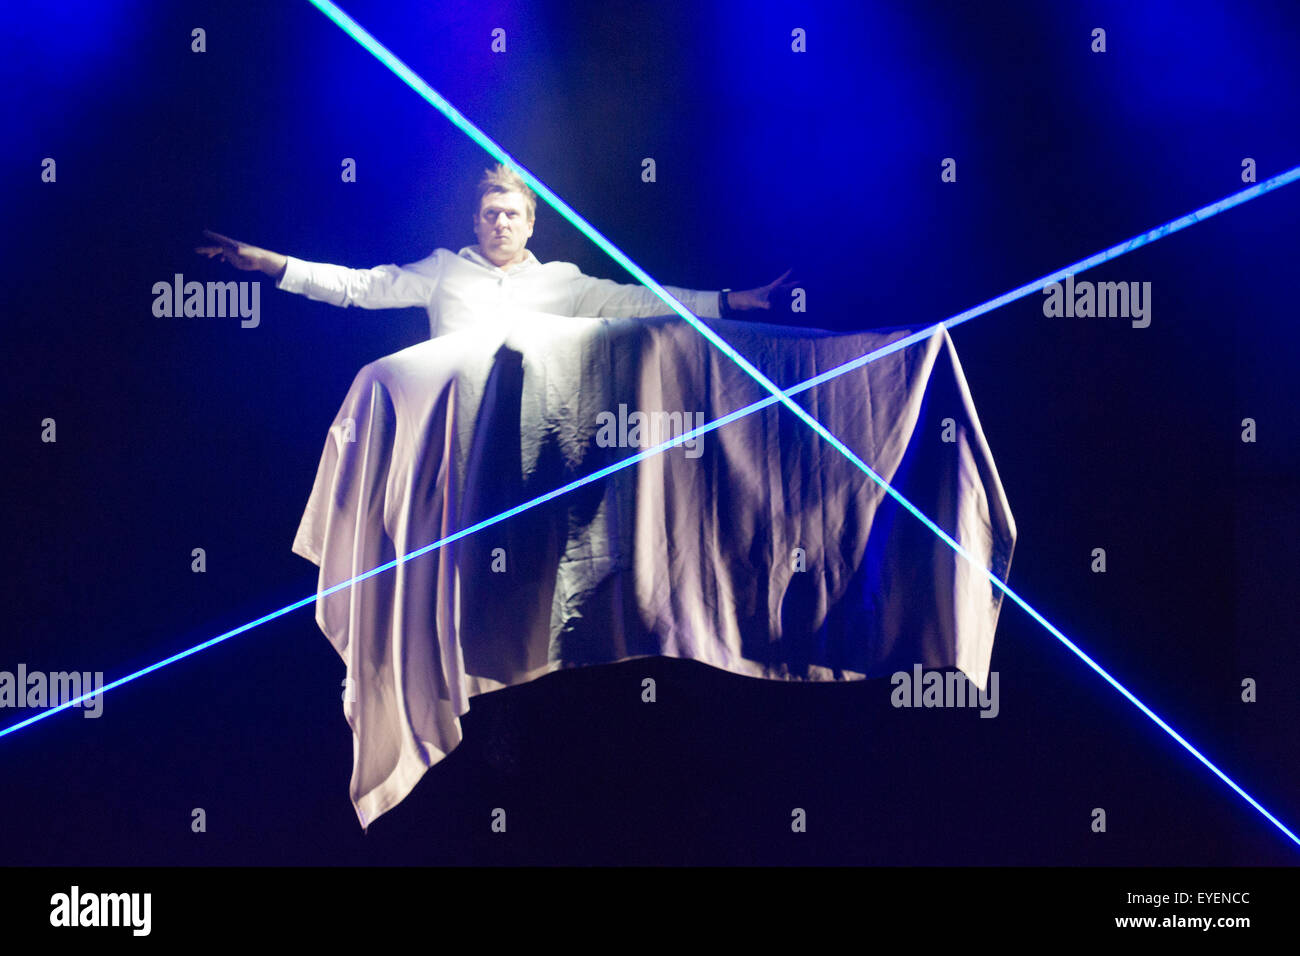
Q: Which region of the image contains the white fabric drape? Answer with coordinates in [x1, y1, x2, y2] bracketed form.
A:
[292, 311, 1017, 829]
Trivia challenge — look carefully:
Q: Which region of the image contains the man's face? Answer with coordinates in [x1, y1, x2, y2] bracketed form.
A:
[473, 190, 535, 267]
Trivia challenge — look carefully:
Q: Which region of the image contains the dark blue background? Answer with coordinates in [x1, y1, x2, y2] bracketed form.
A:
[2, 0, 1297, 864]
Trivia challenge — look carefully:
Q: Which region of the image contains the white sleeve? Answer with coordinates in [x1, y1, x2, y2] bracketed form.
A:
[276, 250, 443, 309]
[568, 271, 721, 319]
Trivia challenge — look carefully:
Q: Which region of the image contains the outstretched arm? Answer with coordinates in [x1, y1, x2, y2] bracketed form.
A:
[196, 229, 441, 310]
[568, 265, 798, 319]
[568, 270, 721, 319]
[196, 230, 287, 279]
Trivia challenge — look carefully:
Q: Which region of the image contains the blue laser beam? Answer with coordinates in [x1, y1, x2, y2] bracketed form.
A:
[302, 0, 1300, 847]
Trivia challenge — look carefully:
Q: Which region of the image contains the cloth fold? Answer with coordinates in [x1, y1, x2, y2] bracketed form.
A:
[293, 311, 1016, 828]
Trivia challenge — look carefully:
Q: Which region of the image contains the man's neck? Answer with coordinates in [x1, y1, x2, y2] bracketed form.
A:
[482, 247, 530, 270]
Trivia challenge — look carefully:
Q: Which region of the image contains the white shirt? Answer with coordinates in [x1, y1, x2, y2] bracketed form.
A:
[276, 244, 722, 338]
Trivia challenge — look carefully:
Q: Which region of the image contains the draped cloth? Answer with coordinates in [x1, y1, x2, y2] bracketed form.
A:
[292, 310, 1017, 829]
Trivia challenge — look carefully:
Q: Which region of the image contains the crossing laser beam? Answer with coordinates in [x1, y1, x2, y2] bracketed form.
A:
[300, 0, 1300, 846]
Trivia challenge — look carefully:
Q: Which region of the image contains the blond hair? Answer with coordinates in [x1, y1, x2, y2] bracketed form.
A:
[475, 163, 537, 222]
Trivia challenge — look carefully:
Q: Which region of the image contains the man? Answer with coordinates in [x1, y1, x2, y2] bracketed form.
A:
[196, 163, 797, 782]
[196, 163, 795, 337]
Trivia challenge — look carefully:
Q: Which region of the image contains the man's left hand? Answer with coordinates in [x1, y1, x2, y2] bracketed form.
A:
[728, 268, 799, 311]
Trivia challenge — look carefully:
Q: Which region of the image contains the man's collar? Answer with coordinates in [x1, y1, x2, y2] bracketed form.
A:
[458, 244, 540, 273]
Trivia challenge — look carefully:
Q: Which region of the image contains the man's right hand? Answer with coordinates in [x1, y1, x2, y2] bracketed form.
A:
[195, 229, 288, 280]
